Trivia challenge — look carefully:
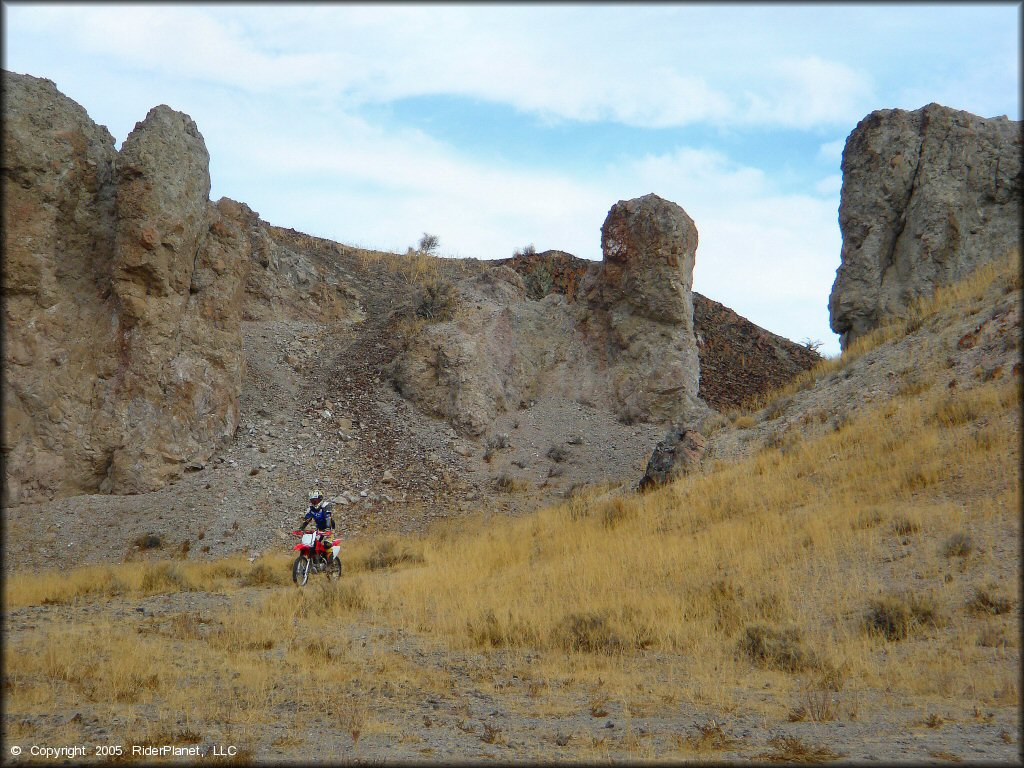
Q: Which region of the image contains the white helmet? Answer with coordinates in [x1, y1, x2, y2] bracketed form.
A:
[308, 488, 323, 508]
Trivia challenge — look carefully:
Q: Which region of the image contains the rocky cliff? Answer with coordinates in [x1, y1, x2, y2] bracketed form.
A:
[2, 72, 257, 502]
[829, 103, 1021, 349]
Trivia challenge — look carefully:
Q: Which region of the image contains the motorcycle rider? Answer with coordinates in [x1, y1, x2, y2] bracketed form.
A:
[298, 488, 337, 564]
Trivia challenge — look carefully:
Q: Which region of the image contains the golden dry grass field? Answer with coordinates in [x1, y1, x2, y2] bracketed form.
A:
[3, 254, 1020, 763]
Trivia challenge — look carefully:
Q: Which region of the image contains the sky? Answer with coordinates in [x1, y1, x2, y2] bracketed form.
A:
[3, 3, 1020, 356]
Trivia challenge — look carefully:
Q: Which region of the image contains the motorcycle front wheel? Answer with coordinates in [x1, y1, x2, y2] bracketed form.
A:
[292, 555, 310, 586]
[326, 556, 341, 581]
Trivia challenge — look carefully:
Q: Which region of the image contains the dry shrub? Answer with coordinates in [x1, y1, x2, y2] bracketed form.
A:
[682, 720, 736, 751]
[362, 539, 425, 571]
[598, 496, 633, 530]
[942, 532, 974, 558]
[758, 735, 843, 763]
[415, 278, 458, 321]
[494, 473, 527, 493]
[865, 592, 941, 640]
[241, 561, 288, 587]
[891, 515, 921, 536]
[740, 625, 815, 672]
[134, 533, 163, 550]
[967, 585, 1015, 616]
[546, 443, 570, 463]
[140, 562, 194, 594]
[733, 414, 756, 429]
[553, 611, 623, 654]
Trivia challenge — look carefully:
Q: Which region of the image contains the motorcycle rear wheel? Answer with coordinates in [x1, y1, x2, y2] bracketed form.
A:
[292, 555, 310, 586]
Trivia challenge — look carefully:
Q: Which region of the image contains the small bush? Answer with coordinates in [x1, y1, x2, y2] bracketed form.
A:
[553, 611, 622, 653]
[682, 720, 736, 751]
[891, 515, 921, 536]
[415, 278, 458, 321]
[733, 414, 756, 429]
[495, 473, 527, 493]
[417, 233, 440, 254]
[757, 735, 842, 763]
[134, 533, 162, 550]
[967, 585, 1015, 616]
[739, 625, 814, 672]
[942, 532, 974, 558]
[865, 593, 941, 640]
[546, 443, 569, 463]
[362, 539, 424, 571]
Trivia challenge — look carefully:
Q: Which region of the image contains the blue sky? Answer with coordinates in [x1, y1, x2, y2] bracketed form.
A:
[3, 3, 1019, 355]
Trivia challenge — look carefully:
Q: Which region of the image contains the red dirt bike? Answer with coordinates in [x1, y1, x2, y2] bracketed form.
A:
[290, 530, 342, 586]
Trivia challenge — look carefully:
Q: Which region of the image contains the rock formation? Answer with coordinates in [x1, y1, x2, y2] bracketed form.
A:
[390, 194, 711, 436]
[638, 427, 707, 491]
[498, 247, 821, 412]
[584, 194, 703, 422]
[1, 71, 254, 502]
[2, 70, 823, 506]
[829, 103, 1022, 349]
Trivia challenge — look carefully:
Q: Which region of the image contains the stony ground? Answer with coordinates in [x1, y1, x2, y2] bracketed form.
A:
[4, 584, 1019, 764]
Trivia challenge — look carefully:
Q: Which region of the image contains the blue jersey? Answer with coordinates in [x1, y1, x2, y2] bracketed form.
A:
[304, 504, 333, 531]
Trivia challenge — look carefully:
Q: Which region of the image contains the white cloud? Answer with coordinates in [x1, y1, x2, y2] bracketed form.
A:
[817, 138, 847, 164]
[2, 5, 887, 131]
[815, 174, 843, 196]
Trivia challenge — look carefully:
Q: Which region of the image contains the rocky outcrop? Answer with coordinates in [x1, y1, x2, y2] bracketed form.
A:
[584, 194, 703, 422]
[638, 427, 707, 491]
[829, 103, 1022, 349]
[2, 71, 254, 502]
[497, 231, 821, 413]
[495, 250, 588, 301]
[390, 194, 711, 435]
[244, 224, 363, 322]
